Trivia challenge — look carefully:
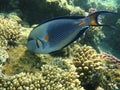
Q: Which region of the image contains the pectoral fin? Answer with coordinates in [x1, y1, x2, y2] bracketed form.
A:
[62, 26, 89, 48]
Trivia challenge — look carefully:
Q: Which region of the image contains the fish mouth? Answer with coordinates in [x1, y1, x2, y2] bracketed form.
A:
[28, 37, 34, 42]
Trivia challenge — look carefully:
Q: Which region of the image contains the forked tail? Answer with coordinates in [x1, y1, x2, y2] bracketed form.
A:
[88, 10, 116, 28]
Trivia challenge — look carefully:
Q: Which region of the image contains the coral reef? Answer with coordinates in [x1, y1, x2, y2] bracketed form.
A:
[2, 45, 44, 75]
[72, 45, 104, 89]
[0, 72, 43, 89]
[100, 53, 120, 66]
[102, 68, 120, 90]
[88, 0, 117, 10]
[0, 48, 9, 67]
[0, 65, 84, 90]
[0, 0, 85, 25]
[0, 36, 7, 49]
[0, 13, 21, 48]
[2, 0, 119, 57]
[47, 0, 85, 15]
[72, 45, 120, 90]
[48, 57, 76, 72]
[0, 43, 120, 90]
[99, 53, 120, 89]
[79, 26, 105, 52]
[40, 65, 84, 90]
[0, 0, 119, 90]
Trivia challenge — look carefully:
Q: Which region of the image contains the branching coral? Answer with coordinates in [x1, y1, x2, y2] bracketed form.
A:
[0, 48, 9, 67]
[101, 68, 120, 90]
[41, 65, 84, 90]
[47, 0, 85, 16]
[72, 45, 104, 88]
[0, 36, 7, 49]
[0, 72, 43, 89]
[72, 44, 120, 90]
[0, 65, 84, 90]
[48, 57, 76, 72]
[0, 13, 21, 48]
[99, 53, 120, 89]
[0, 1, 119, 90]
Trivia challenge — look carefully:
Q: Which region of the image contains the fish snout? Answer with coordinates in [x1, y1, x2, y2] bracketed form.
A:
[27, 40, 36, 52]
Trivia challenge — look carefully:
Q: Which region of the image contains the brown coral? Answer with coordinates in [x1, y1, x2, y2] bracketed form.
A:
[100, 53, 120, 66]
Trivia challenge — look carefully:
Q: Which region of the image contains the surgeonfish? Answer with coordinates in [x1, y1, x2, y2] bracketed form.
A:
[27, 11, 115, 54]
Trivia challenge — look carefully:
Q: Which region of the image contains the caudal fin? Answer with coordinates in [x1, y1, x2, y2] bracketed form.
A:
[88, 10, 116, 26]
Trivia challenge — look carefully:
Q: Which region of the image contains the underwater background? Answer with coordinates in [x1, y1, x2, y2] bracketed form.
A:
[0, 0, 120, 90]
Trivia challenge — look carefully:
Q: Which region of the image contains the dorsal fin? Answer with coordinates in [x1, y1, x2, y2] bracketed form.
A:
[62, 26, 89, 48]
[41, 16, 85, 24]
[34, 16, 85, 29]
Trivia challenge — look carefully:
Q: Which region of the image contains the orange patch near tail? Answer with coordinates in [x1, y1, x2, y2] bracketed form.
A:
[90, 16, 98, 26]
[78, 21, 86, 26]
[45, 34, 49, 41]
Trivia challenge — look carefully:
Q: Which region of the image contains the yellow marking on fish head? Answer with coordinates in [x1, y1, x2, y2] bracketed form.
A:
[45, 34, 49, 41]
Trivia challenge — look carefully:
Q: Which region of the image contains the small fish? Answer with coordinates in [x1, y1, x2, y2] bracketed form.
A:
[27, 11, 115, 54]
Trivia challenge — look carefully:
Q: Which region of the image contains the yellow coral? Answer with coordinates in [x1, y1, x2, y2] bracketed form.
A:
[0, 65, 84, 90]
[2, 45, 41, 75]
[0, 14, 21, 48]
[73, 45, 105, 86]
[7, 13, 22, 22]
[0, 48, 9, 66]
[41, 65, 84, 90]
[0, 72, 42, 89]
[0, 36, 7, 49]
[46, 0, 85, 15]
[72, 45, 120, 90]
